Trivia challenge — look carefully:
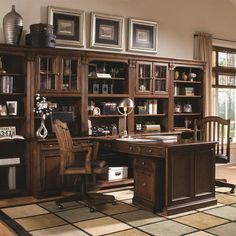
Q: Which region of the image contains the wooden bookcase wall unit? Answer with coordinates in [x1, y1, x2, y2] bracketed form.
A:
[172, 61, 205, 132]
[134, 60, 170, 134]
[87, 54, 130, 137]
[33, 50, 83, 138]
[0, 45, 29, 198]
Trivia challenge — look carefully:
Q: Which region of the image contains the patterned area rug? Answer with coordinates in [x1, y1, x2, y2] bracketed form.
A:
[1, 188, 236, 236]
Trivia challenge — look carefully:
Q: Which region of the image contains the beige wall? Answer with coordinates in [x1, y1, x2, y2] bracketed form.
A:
[0, 0, 236, 59]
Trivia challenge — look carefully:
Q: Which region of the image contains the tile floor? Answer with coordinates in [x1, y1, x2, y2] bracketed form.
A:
[1, 188, 236, 236]
[0, 163, 236, 236]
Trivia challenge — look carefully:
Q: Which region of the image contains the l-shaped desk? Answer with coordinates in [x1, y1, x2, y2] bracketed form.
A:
[107, 137, 217, 216]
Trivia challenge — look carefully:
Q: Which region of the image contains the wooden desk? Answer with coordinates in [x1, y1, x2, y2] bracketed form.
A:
[113, 139, 217, 216]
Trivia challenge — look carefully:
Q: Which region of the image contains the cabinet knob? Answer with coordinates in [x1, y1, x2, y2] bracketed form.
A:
[142, 182, 146, 187]
[141, 161, 145, 165]
[148, 149, 152, 153]
[129, 146, 133, 150]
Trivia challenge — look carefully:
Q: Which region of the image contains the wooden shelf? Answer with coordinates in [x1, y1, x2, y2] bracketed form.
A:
[88, 94, 129, 98]
[174, 95, 201, 98]
[88, 115, 123, 118]
[0, 92, 25, 96]
[174, 80, 201, 84]
[134, 113, 166, 117]
[0, 116, 25, 120]
[96, 178, 134, 189]
[0, 188, 28, 198]
[88, 76, 126, 80]
[174, 113, 201, 116]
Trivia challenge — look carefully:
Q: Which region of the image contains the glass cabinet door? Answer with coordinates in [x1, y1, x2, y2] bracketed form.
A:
[153, 63, 168, 94]
[38, 56, 58, 91]
[136, 62, 152, 94]
[62, 58, 78, 91]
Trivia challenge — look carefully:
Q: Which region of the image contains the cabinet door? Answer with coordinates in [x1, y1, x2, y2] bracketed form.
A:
[36, 55, 80, 93]
[36, 55, 59, 91]
[136, 62, 152, 94]
[153, 63, 169, 94]
[61, 57, 80, 92]
[41, 151, 61, 193]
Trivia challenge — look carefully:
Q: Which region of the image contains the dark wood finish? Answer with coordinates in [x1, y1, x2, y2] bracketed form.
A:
[113, 139, 217, 215]
[53, 119, 115, 210]
[0, 45, 30, 198]
[194, 116, 235, 193]
[0, 44, 206, 199]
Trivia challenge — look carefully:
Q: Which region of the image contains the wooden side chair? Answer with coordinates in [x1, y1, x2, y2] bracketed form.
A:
[53, 119, 116, 212]
[194, 116, 235, 193]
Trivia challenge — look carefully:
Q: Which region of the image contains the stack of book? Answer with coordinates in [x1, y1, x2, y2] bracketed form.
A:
[0, 75, 14, 93]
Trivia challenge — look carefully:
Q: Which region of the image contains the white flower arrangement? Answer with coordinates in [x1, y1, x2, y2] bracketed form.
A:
[33, 94, 53, 119]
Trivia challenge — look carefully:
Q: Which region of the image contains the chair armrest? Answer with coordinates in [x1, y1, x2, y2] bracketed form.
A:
[71, 146, 93, 173]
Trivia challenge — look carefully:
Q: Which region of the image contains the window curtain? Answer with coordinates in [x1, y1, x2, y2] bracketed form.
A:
[194, 32, 212, 116]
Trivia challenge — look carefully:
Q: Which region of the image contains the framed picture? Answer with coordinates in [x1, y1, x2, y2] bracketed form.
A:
[48, 6, 85, 48]
[6, 101, 17, 116]
[90, 12, 124, 51]
[128, 18, 158, 53]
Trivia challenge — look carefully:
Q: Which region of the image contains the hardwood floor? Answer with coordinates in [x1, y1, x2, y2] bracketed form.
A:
[0, 163, 235, 209]
[0, 221, 18, 236]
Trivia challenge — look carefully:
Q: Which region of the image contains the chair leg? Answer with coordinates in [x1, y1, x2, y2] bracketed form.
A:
[56, 176, 87, 209]
[56, 175, 116, 211]
[216, 179, 235, 194]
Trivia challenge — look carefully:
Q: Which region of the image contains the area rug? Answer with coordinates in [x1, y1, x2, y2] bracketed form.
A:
[1, 188, 236, 236]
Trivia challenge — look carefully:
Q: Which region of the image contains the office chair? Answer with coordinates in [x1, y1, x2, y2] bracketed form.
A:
[53, 119, 116, 212]
[194, 116, 235, 193]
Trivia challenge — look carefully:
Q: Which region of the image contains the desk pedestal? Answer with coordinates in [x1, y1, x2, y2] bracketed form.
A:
[114, 140, 217, 216]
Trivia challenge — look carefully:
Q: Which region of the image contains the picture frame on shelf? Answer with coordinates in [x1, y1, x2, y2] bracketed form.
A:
[90, 12, 124, 51]
[48, 6, 85, 48]
[128, 18, 158, 53]
[6, 101, 17, 116]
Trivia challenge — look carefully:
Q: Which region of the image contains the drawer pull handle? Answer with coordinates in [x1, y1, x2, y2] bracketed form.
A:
[148, 149, 152, 153]
[141, 161, 145, 165]
[49, 144, 53, 147]
[142, 183, 146, 187]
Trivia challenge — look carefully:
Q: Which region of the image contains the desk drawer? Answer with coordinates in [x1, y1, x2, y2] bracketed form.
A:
[139, 146, 164, 157]
[134, 157, 155, 171]
[115, 142, 139, 154]
[41, 142, 58, 150]
[115, 142, 164, 157]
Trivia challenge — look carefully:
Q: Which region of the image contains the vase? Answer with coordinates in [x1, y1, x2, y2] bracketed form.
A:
[3, 5, 23, 45]
[36, 116, 48, 139]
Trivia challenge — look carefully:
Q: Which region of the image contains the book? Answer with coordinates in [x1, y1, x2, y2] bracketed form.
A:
[145, 135, 178, 142]
[0, 134, 25, 140]
[96, 73, 111, 78]
[0, 157, 20, 166]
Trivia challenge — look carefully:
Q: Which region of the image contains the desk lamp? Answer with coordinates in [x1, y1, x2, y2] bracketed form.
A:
[117, 98, 134, 138]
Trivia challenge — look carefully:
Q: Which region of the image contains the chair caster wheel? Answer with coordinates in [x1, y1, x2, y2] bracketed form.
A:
[112, 200, 117, 205]
[90, 207, 95, 212]
[57, 204, 64, 209]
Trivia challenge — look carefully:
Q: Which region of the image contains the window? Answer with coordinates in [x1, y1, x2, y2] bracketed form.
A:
[212, 46, 236, 141]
